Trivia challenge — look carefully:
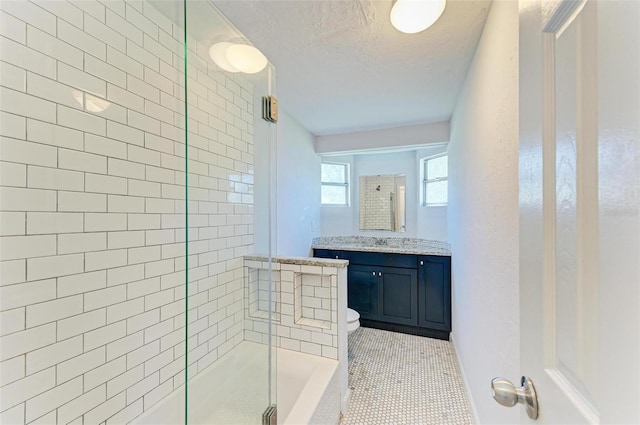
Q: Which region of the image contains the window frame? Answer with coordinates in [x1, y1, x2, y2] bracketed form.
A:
[421, 153, 448, 206]
[321, 161, 350, 206]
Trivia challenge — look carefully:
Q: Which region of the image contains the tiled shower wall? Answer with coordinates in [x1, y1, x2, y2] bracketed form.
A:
[359, 175, 395, 231]
[0, 1, 255, 423]
[244, 258, 345, 361]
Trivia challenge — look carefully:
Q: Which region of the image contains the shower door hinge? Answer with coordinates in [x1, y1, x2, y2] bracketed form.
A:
[262, 405, 277, 425]
[262, 96, 278, 123]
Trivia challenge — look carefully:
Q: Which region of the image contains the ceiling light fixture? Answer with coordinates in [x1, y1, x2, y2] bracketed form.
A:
[209, 42, 268, 74]
[209, 42, 240, 73]
[390, 0, 446, 34]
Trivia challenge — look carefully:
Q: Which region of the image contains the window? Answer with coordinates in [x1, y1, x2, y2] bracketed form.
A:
[422, 154, 448, 205]
[321, 162, 349, 205]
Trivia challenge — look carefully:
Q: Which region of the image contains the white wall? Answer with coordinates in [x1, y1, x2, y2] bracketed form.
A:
[275, 110, 321, 256]
[315, 121, 449, 155]
[446, 1, 519, 423]
[318, 122, 450, 241]
[320, 150, 447, 240]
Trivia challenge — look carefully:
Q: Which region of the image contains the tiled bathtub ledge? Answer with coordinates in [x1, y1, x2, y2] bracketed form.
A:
[244, 255, 349, 268]
[242, 255, 348, 360]
[311, 236, 452, 256]
[241, 254, 353, 420]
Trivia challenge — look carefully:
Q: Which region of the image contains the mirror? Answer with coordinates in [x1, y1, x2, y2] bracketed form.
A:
[359, 174, 406, 232]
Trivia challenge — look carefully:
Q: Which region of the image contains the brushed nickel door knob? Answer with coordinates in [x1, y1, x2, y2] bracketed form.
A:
[491, 376, 539, 419]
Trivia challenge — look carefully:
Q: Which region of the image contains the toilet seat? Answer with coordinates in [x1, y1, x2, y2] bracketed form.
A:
[347, 308, 360, 323]
[347, 308, 360, 334]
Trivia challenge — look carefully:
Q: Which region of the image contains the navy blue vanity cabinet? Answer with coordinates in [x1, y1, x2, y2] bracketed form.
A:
[313, 248, 451, 340]
[417, 255, 451, 333]
[346, 265, 379, 320]
[335, 251, 418, 326]
[347, 264, 418, 325]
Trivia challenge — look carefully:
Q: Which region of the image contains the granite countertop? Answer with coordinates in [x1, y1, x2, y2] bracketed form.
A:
[244, 255, 349, 268]
[311, 236, 451, 256]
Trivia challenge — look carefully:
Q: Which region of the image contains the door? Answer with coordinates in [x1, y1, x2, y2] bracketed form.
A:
[379, 266, 417, 326]
[417, 256, 451, 331]
[347, 265, 379, 320]
[518, 0, 639, 423]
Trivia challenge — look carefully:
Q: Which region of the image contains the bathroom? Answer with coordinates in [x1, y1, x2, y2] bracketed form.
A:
[1, 0, 639, 424]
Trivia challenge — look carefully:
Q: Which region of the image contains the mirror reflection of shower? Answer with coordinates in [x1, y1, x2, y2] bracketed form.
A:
[359, 174, 406, 232]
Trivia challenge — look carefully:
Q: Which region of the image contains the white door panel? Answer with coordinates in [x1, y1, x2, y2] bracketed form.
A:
[518, 0, 639, 423]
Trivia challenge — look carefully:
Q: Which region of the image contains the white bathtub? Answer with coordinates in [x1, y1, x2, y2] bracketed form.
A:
[132, 341, 340, 425]
[277, 347, 340, 425]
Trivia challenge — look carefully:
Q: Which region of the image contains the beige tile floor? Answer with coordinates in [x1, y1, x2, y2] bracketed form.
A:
[342, 327, 473, 425]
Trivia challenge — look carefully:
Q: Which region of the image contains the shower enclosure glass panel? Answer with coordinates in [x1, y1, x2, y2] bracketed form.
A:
[0, 0, 277, 423]
[184, 2, 277, 424]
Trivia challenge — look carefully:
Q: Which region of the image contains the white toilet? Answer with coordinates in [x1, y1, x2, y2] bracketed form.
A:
[347, 308, 360, 335]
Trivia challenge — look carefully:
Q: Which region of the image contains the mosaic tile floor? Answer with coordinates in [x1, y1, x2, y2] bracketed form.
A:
[342, 327, 473, 425]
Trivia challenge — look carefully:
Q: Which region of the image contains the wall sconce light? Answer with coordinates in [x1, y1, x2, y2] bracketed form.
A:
[209, 42, 267, 74]
[390, 0, 446, 34]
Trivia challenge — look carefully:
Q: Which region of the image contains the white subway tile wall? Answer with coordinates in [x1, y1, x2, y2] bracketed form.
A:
[244, 260, 342, 361]
[299, 273, 333, 325]
[0, 0, 256, 423]
[359, 175, 395, 231]
[247, 267, 281, 321]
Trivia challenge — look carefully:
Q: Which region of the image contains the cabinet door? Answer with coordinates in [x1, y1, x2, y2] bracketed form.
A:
[418, 256, 451, 331]
[379, 266, 418, 326]
[347, 265, 379, 320]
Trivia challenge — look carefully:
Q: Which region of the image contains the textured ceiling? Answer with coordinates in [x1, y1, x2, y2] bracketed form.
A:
[213, 0, 492, 136]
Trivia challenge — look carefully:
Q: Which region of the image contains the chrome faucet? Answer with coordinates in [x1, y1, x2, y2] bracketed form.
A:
[375, 238, 387, 246]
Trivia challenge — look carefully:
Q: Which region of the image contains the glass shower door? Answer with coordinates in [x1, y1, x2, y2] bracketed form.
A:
[184, 1, 277, 423]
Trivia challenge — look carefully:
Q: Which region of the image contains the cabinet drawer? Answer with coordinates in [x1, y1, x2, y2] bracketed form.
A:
[313, 249, 342, 259]
[342, 251, 415, 268]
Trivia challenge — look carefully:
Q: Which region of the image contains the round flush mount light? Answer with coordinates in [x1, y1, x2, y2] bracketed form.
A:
[390, 0, 446, 34]
[225, 44, 268, 74]
[209, 42, 267, 74]
[209, 42, 240, 73]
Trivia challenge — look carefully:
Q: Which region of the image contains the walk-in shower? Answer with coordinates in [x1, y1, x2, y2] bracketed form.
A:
[0, 0, 279, 423]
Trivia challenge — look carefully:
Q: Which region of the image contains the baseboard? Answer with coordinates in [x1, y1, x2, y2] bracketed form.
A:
[450, 333, 480, 424]
[341, 387, 351, 418]
[359, 320, 450, 340]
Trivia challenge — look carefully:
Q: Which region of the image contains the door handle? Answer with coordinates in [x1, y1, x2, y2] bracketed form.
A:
[491, 376, 539, 419]
[378, 272, 382, 276]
